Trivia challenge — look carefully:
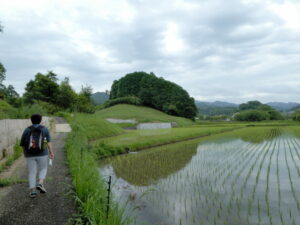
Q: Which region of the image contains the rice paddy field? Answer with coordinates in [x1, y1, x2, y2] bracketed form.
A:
[100, 126, 300, 225]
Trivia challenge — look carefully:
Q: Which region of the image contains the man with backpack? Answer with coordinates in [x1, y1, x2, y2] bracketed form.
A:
[20, 114, 54, 198]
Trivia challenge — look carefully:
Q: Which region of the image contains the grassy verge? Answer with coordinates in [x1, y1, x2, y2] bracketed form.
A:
[196, 120, 300, 127]
[93, 126, 243, 154]
[0, 140, 23, 173]
[0, 178, 26, 187]
[64, 113, 135, 225]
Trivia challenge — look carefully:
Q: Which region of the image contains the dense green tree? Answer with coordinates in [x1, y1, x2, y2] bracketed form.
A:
[235, 110, 269, 121]
[239, 101, 262, 111]
[3, 85, 20, 106]
[292, 110, 300, 121]
[0, 63, 5, 85]
[104, 96, 142, 108]
[75, 85, 95, 113]
[110, 72, 197, 119]
[237, 100, 284, 121]
[57, 77, 77, 110]
[257, 104, 273, 111]
[23, 71, 59, 104]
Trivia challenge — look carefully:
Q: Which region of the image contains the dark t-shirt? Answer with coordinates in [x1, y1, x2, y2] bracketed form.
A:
[20, 124, 51, 158]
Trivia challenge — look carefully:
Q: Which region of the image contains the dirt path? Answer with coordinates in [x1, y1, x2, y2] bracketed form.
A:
[0, 118, 76, 225]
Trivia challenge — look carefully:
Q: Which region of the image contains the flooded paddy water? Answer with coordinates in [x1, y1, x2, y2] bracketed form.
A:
[100, 127, 300, 225]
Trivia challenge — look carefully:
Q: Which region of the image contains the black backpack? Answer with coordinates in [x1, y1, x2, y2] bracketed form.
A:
[25, 125, 46, 154]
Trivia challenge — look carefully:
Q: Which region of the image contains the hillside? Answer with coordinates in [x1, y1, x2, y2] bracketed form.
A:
[266, 102, 300, 112]
[196, 101, 238, 108]
[96, 104, 194, 126]
[109, 72, 197, 119]
[195, 101, 238, 116]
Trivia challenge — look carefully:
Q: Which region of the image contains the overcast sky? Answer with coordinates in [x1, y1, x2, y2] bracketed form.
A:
[0, 0, 299, 103]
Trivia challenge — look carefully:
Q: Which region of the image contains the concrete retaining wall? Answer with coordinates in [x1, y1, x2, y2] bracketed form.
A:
[106, 118, 137, 124]
[136, 122, 172, 130]
[0, 117, 51, 160]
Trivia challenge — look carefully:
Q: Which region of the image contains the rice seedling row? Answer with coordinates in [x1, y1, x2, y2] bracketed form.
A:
[101, 127, 300, 225]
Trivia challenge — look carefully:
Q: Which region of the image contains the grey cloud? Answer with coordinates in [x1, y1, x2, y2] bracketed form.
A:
[0, 0, 299, 103]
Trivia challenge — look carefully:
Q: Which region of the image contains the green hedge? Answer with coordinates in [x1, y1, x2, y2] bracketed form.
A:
[104, 96, 142, 108]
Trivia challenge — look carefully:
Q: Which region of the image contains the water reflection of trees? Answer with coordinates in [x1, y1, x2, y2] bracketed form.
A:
[199, 127, 283, 145]
[108, 127, 284, 186]
[234, 127, 282, 144]
[110, 143, 197, 186]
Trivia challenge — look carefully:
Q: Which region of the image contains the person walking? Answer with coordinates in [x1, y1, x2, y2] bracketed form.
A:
[20, 114, 54, 198]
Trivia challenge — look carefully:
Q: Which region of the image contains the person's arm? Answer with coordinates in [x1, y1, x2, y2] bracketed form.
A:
[20, 128, 29, 154]
[44, 127, 54, 159]
[47, 142, 54, 159]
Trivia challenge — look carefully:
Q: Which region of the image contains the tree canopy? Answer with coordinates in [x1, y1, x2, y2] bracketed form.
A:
[110, 72, 197, 119]
[0, 62, 6, 85]
[235, 100, 283, 121]
[292, 110, 300, 121]
[56, 77, 77, 109]
[239, 100, 263, 111]
[23, 71, 95, 113]
[24, 71, 59, 104]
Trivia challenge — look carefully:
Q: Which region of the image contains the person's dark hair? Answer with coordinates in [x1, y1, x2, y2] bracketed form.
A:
[31, 114, 42, 124]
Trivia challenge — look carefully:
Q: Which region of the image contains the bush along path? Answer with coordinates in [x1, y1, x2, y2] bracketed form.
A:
[0, 117, 76, 225]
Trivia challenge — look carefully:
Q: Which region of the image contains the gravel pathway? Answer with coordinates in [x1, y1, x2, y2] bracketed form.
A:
[0, 118, 76, 225]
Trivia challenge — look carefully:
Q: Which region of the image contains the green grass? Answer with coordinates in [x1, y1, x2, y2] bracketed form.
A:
[96, 104, 194, 127]
[0, 140, 23, 173]
[196, 120, 300, 127]
[284, 126, 300, 138]
[0, 178, 26, 187]
[94, 126, 242, 152]
[64, 113, 135, 225]
[70, 113, 124, 140]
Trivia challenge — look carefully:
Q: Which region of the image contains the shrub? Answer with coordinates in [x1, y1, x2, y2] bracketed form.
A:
[104, 96, 142, 108]
[11, 104, 48, 119]
[235, 110, 269, 121]
[0, 100, 14, 119]
[292, 110, 300, 121]
[268, 110, 284, 120]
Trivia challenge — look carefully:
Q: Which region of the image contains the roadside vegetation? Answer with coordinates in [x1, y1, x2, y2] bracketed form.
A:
[0, 178, 26, 187]
[0, 140, 25, 187]
[0, 140, 23, 173]
[64, 113, 134, 225]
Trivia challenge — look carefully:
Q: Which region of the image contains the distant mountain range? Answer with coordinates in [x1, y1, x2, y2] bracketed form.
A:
[195, 101, 300, 115]
[195, 101, 238, 116]
[195, 101, 238, 108]
[266, 102, 300, 112]
[91, 92, 109, 105]
[91, 94, 300, 112]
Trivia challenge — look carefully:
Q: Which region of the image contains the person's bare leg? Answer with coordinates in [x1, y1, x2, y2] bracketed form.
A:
[38, 179, 44, 184]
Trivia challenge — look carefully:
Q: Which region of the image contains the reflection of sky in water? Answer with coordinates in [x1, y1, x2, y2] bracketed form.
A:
[101, 133, 300, 225]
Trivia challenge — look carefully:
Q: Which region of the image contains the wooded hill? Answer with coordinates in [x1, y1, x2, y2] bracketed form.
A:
[109, 72, 197, 120]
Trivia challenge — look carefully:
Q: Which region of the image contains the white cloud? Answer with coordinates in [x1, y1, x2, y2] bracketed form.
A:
[269, 2, 300, 29]
[162, 22, 187, 54]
